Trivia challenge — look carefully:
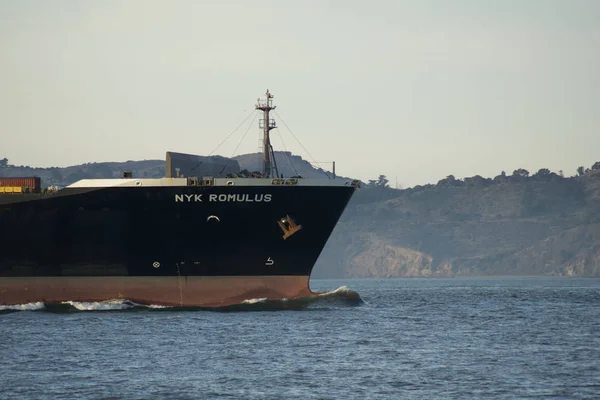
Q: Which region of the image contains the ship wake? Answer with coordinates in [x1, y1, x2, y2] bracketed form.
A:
[223, 285, 364, 311]
[0, 286, 363, 313]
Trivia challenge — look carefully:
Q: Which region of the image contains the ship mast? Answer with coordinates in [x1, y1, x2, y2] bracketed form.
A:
[255, 90, 279, 178]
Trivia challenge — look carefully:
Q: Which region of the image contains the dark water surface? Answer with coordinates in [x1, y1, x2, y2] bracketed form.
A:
[2, 278, 600, 399]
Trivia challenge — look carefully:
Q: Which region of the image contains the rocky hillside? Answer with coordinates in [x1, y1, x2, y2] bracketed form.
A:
[0, 159, 165, 187]
[233, 152, 340, 179]
[314, 169, 600, 278]
[0, 151, 336, 187]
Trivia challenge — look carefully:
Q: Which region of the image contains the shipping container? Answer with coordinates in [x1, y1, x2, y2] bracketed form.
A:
[0, 177, 41, 192]
[0, 187, 27, 193]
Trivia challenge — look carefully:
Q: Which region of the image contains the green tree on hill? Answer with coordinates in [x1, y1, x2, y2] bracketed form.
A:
[535, 168, 551, 176]
[377, 175, 389, 188]
[437, 175, 463, 187]
[577, 166, 585, 176]
[513, 168, 529, 178]
[592, 162, 600, 170]
[0, 158, 8, 168]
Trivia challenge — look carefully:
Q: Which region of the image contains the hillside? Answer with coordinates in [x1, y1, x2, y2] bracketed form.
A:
[314, 169, 600, 278]
[2, 156, 600, 277]
[0, 159, 165, 187]
[233, 152, 344, 179]
[0, 151, 336, 187]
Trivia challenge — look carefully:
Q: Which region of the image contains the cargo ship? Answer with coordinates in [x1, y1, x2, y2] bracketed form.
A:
[0, 91, 359, 307]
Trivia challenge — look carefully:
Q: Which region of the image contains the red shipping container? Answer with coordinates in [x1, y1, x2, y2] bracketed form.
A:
[0, 177, 41, 191]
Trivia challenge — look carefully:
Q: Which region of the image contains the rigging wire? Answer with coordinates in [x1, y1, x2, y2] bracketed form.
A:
[273, 110, 331, 179]
[270, 142, 280, 178]
[274, 128, 299, 176]
[188, 109, 258, 173]
[219, 111, 259, 174]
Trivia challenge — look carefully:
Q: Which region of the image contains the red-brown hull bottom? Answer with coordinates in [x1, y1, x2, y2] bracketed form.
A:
[0, 276, 316, 307]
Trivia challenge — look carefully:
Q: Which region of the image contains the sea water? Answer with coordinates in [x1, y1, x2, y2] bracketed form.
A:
[1, 278, 599, 399]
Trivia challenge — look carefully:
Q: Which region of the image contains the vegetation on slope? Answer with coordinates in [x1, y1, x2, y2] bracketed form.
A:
[315, 164, 600, 278]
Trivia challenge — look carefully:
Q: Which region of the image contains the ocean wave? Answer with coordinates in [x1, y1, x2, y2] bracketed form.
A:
[241, 297, 268, 304]
[221, 286, 364, 311]
[0, 286, 364, 313]
[61, 299, 137, 311]
[318, 285, 357, 297]
[0, 302, 45, 312]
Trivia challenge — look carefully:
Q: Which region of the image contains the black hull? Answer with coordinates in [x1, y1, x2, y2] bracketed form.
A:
[0, 185, 354, 278]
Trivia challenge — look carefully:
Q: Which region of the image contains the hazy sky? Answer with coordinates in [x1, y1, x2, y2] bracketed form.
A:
[1, 0, 599, 187]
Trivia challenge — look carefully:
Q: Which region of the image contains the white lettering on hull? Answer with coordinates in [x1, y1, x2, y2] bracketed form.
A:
[175, 194, 272, 203]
